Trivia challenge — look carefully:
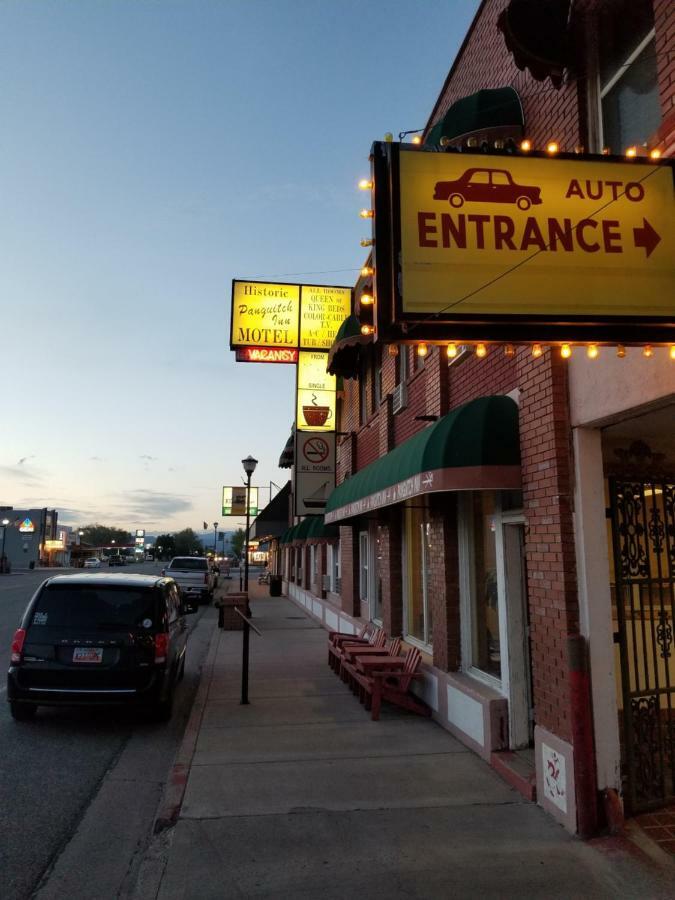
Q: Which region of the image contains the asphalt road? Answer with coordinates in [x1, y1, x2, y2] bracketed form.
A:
[0, 562, 215, 900]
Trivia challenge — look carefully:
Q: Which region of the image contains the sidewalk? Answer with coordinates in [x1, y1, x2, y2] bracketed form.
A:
[138, 580, 674, 900]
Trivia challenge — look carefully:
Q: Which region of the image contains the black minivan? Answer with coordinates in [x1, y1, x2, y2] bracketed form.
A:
[7, 573, 196, 722]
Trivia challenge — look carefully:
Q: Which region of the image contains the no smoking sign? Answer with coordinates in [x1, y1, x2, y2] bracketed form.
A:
[303, 437, 330, 464]
[296, 431, 335, 475]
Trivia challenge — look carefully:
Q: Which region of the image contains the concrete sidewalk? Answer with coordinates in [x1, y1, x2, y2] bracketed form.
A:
[137, 582, 674, 899]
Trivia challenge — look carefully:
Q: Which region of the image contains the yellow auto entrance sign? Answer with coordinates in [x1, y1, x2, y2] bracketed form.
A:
[398, 151, 674, 318]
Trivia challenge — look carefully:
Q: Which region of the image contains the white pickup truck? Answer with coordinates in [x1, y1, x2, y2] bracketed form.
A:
[162, 556, 216, 604]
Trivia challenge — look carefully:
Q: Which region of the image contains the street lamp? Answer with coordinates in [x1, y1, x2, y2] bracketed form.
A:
[213, 521, 219, 561]
[1, 518, 9, 574]
[241, 455, 258, 594]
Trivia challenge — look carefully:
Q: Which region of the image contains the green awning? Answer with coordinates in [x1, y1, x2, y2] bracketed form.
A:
[292, 517, 314, 544]
[306, 516, 340, 544]
[280, 526, 297, 545]
[425, 87, 524, 147]
[325, 396, 521, 524]
[327, 314, 373, 379]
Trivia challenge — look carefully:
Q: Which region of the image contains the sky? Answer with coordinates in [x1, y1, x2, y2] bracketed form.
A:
[0, 0, 481, 534]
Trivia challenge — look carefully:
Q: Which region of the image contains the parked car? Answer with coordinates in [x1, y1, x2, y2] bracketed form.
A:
[108, 555, 125, 567]
[7, 573, 197, 721]
[161, 557, 216, 604]
[433, 167, 543, 210]
[83, 558, 101, 569]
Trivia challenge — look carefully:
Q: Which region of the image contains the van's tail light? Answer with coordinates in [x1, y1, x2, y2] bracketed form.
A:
[11, 628, 26, 665]
[154, 633, 169, 664]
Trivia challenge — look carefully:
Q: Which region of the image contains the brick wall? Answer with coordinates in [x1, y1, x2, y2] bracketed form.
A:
[655, 0, 675, 129]
[516, 347, 577, 743]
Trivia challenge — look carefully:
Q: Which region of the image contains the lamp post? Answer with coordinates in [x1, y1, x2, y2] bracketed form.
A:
[213, 522, 218, 562]
[1, 518, 9, 573]
[241, 455, 258, 594]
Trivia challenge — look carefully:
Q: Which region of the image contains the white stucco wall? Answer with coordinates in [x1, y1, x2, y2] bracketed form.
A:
[568, 347, 675, 427]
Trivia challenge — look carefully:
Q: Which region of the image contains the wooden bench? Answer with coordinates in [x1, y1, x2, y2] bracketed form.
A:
[351, 646, 431, 721]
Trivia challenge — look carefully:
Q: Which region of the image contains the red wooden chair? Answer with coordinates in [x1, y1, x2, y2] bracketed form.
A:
[329, 626, 385, 674]
[354, 647, 431, 721]
[340, 636, 401, 690]
[327, 622, 372, 669]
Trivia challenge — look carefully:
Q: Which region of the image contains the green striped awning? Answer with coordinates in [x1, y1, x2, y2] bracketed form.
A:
[425, 86, 524, 147]
[306, 516, 340, 544]
[324, 396, 521, 524]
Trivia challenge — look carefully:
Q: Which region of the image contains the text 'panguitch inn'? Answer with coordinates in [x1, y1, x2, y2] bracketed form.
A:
[235, 0, 675, 838]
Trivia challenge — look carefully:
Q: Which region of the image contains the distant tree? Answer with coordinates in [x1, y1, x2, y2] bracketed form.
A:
[154, 533, 176, 560]
[231, 528, 246, 558]
[79, 524, 133, 547]
[173, 528, 203, 556]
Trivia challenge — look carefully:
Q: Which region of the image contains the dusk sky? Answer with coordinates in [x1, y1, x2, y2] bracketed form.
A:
[0, 0, 480, 534]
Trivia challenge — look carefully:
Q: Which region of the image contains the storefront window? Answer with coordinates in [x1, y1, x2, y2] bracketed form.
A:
[373, 525, 384, 622]
[470, 493, 500, 680]
[403, 499, 433, 646]
[329, 542, 340, 593]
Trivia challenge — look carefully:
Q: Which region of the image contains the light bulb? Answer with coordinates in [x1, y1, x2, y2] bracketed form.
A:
[412, 135, 422, 145]
[384, 132, 393, 143]
[360, 238, 374, 247]
[360, 293, 374, 305]
[417, 343, 428, 358]
[546, 141, 559, 155]
[475, 343, 487, 358]
[360, 324, 374, 336]
[504, 344, 516, 357]
[387, 344, 399, 357]
[587, 344, 599, 359]
[616, 345, 626, 358]
[361, 266, 374, 277]
[532, 343, 543, 358]
[670, 346, 675, 360]
[560, 343, 572, 359]
[643, 345, 653, 358]
[625, 146, 637, 158]
[520, 139, 531, 152]
[360, 209, 374, 219]
[650, 148, 662, 160]
[446, 343, 458, 359]
[358, 179, 373, 191]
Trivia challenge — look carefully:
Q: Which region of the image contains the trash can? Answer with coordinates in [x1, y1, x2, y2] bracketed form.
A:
[269, 574, 282, 597]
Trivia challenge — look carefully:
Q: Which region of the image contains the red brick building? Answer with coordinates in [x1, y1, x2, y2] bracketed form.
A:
[282, 0, 675, 835]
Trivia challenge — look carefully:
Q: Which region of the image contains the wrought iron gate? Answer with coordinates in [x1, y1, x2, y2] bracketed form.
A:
[609, 477, 675, 814]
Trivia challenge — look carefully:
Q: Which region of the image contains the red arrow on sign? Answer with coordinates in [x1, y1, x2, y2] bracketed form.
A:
[633, 218, 661, 258]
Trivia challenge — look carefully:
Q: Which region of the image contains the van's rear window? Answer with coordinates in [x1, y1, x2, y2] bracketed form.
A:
[32, 585, 157, 630]
[169, 558, 207, 570]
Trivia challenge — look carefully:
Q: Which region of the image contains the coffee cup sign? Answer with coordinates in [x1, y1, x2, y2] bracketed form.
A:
[302, 394, 333, 427]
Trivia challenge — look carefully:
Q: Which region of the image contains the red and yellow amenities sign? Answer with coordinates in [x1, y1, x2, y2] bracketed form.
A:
[399, 152, 674, 316]
[230, 281, 351, 357]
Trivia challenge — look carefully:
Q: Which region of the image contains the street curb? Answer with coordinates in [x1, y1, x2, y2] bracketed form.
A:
[152, 616, 221, 834]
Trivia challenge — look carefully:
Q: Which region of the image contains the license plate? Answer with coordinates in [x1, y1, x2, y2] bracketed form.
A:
[72, 647, 103, 664]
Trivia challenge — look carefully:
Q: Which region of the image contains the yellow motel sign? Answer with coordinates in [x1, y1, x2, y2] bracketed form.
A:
[230, 281, 351, 353]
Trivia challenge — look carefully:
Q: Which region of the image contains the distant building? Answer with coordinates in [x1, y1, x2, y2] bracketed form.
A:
[0, 507, 59, 570]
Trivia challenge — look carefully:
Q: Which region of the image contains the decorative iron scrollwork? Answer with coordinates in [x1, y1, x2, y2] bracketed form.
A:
[656, 610, 673, 660]
[631, 695, 662, 804]
[616, 483, 648, 579]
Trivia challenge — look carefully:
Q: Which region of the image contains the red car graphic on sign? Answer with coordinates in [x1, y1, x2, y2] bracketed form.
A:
[433, 167, 543, 211]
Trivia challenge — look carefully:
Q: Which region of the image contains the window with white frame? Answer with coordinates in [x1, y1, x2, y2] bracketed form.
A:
[359, 531, 369, 603]
[597, 1, 659, 154]
[402, 499, 433, 647]
[329, 542, 341, 593]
